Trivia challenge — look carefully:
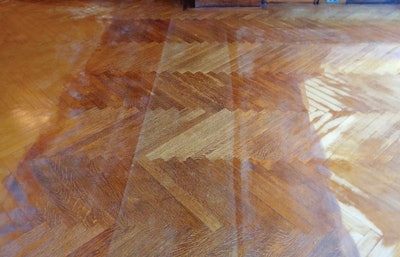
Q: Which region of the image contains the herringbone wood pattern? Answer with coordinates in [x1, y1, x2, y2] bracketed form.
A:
[1, 1, 400, 256]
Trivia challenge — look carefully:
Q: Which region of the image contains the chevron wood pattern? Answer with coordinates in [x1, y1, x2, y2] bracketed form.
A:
[1, 0, 400, 256]
[196, 0, 260, 7]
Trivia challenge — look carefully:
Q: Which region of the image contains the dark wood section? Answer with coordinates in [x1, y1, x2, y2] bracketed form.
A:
[1, 1, 400, 256]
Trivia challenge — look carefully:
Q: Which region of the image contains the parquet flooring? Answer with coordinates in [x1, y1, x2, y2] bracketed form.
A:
[1, 1, 400, 256]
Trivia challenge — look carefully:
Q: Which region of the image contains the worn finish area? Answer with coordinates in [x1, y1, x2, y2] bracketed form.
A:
[1, 1, 400, 256]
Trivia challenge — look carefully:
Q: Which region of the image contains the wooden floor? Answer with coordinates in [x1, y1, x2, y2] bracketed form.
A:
[1, 1, 400, 256]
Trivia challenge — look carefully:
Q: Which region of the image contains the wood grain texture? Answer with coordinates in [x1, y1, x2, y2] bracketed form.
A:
[196, 0, 260, 7]
[1, 1, 400, 256]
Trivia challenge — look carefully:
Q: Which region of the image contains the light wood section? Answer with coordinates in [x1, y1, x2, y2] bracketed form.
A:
[196, 0, 260, 7]
[1, 1, 400, 256]
[268, 0, 314, 3]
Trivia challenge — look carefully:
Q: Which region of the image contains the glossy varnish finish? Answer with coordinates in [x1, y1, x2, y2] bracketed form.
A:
[1, 1, 400, 256]
[196, 0, 260, 7]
